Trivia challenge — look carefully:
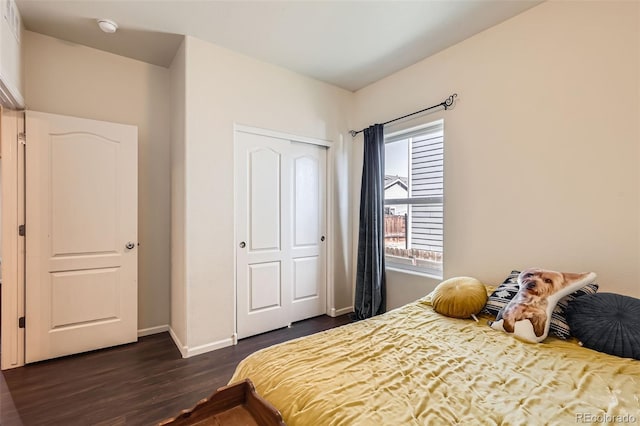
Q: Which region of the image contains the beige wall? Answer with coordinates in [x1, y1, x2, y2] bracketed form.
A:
[24, 31, 173, 330]
[177, 36, 354, 350]
[355, 0, 640, 306]
[170, 40, 187, 348]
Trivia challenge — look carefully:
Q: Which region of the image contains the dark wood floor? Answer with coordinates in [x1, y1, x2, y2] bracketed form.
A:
[0, 314, 352, 426]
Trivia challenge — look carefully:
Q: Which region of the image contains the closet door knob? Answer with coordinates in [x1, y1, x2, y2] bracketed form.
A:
[125, 242, 135, 250]
[239, 241, 246, 248]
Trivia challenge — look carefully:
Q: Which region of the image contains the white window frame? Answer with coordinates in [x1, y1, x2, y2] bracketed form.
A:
[384, 119, 444, 278]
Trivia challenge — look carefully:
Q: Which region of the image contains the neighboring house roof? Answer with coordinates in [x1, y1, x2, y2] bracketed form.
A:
[385, 175, 408, 191]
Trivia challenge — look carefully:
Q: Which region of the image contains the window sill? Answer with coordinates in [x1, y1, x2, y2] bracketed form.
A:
[385, 266, 443, 281]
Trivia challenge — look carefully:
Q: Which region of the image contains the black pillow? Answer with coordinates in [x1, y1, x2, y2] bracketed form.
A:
[566, 293, 640, 360]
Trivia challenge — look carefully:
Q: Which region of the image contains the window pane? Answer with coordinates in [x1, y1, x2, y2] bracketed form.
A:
[411, 134, 443, 198]
[384, 204, 442, 274]
[409, 203, 443, 273]
[409, 203, 443, 253]
[385, 139, 408, 190]
[384, 205, 407, 250]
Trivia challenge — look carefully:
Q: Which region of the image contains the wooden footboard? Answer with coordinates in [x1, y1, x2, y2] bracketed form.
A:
[158, 379, 285, 426]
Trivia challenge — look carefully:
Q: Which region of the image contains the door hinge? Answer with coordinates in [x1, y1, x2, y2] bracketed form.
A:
[18, 224, 25, 236]
[18, 132, 26, 145]
[18, 317, 25, 328]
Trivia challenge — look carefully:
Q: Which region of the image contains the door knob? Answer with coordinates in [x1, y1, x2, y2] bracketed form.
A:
[125, 242, 135, 250]
[239, 241, 246, 248]
[321, 236, 325, 242]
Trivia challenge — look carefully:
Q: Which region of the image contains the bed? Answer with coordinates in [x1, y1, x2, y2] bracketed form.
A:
[230, 294, 640, 425]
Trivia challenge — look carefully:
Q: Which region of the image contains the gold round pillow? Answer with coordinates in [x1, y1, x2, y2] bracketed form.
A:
[431, 277, 487, 319]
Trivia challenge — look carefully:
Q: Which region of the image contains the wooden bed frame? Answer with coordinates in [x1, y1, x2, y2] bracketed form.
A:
[159, 379, 285, 426]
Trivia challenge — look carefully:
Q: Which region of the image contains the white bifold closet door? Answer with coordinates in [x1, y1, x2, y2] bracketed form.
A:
[236, 130, 327, 339]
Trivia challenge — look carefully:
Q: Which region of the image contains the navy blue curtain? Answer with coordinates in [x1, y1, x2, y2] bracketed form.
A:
[354, 124, 386, 320]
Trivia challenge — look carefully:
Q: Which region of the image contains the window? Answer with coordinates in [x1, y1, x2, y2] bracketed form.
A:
[384, 120, 443, 277]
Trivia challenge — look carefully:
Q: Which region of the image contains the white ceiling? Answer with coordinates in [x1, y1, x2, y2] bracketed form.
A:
[15, 0, 542, 92]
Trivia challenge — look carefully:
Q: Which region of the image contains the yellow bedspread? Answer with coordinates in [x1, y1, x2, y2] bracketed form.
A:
[231, 298, 640, 425]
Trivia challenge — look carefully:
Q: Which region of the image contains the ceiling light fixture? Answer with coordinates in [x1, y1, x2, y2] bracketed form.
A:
[97, 19, 118, 34]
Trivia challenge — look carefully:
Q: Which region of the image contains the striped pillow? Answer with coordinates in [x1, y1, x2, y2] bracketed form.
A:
[483, 270, 599, 339]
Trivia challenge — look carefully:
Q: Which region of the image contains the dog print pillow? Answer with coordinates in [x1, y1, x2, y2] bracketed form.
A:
[489, 268, 597, 343]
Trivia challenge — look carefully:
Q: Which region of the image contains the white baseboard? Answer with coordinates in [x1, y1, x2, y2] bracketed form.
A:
[137, 324, 169, 337]
[329, 306, 353, 317]
[185, 338, 233, 358]
[168, 326, 188, 358]
[167, 327, 234, 359]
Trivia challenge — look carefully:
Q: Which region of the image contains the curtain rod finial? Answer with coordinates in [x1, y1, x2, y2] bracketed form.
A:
[349, 130, 358, 137]
[444, 93, 458, 110]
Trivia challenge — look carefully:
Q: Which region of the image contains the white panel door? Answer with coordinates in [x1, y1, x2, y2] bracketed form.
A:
[236, 131, 326, 339]
[25, 111, 138, 363]
[290, 144, 326, 323]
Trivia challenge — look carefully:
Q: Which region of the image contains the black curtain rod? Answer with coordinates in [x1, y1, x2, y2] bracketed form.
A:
[349, 93, 457, 137]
